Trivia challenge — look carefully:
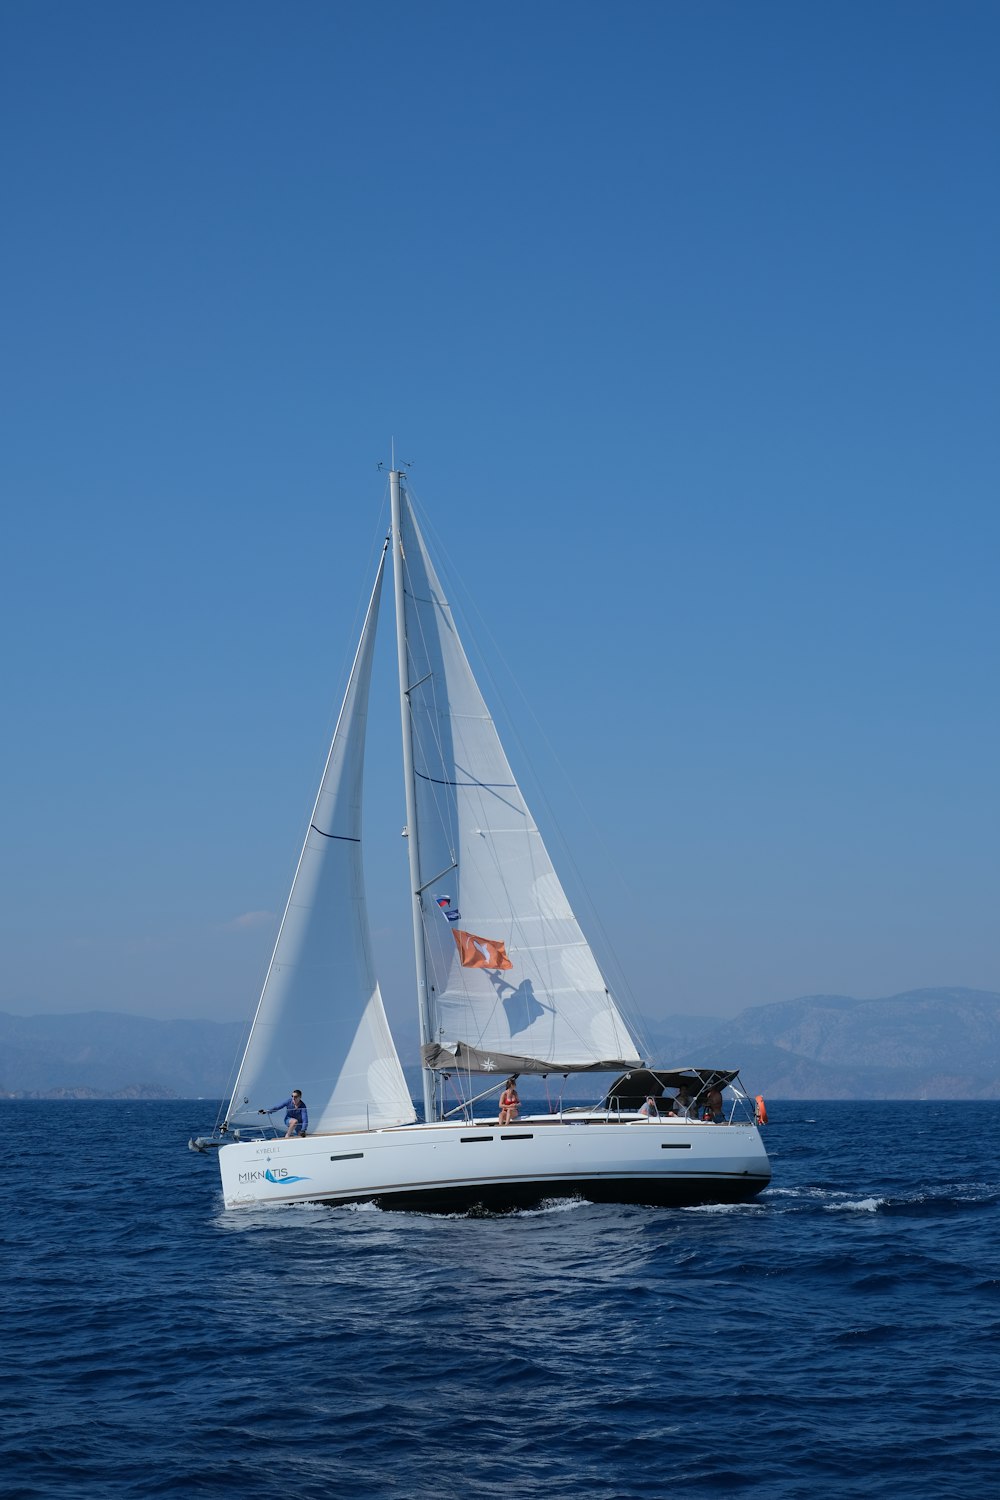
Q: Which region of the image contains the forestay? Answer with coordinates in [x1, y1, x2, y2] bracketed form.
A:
[226, 548, 416, 1133]
[398, 489, 642, 1074]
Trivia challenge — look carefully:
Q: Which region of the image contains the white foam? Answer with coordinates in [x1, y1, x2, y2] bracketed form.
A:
[683, 1201, 754, 1214]
[517, 1197, 590, 1217]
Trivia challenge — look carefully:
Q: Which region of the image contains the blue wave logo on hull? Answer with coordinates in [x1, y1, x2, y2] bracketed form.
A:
[265, 1169, 310, 1184]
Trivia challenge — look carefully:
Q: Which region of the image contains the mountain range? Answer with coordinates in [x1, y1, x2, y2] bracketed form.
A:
[0, 1011, 246, 1100]
[1, 987, 998, 1100]
[642, 987, 1000, 1099]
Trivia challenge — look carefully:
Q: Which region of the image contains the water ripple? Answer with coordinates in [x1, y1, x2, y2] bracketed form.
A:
[2, 1099, 999, 1499]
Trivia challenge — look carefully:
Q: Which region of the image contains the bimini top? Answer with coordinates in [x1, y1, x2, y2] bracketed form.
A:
[603, 1068, 740, 1111]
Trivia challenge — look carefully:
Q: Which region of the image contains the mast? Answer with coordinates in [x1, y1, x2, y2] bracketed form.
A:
[390, 469, 438, 1124]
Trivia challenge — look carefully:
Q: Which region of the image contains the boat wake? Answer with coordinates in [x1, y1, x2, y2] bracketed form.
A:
[764, 1181, 998, 1217]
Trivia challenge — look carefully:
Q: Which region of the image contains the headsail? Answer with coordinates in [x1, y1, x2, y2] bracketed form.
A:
[226, 546, 417, 1133]
[398, 488, 643, 1075]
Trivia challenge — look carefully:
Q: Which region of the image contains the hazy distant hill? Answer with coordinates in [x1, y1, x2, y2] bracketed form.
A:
[2, 988, 999, 1098]
[0, 1011, 245, 1098]
[644, 988, 1000, 1099]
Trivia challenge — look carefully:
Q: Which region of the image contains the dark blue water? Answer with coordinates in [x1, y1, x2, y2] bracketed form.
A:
[3, 1100, 998, 1498]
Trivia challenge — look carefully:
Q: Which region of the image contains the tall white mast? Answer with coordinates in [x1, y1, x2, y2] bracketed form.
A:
[390, 469, 438, 1124]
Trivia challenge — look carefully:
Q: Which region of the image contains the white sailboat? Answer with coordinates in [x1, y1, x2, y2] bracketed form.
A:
[215, 470, 771, 1211]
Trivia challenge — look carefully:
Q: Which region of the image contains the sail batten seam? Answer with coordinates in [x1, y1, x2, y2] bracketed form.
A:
[310, 825, 361, 843]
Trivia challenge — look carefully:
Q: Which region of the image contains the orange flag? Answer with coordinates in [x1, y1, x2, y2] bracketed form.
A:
[452, 929, 513, 971]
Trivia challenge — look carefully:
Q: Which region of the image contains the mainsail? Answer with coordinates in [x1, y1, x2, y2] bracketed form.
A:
[226, 547, 416, 1133]
[398, 489, 643, 1075]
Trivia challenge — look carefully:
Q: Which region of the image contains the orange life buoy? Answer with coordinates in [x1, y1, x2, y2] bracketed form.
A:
[755, 1095, 768, 1125]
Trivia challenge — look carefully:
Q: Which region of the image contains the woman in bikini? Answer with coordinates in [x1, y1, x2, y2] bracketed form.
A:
[498, 1077, 520, 1126]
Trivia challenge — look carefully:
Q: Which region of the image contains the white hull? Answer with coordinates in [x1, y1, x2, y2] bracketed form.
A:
[219, 1116, 771, 1212]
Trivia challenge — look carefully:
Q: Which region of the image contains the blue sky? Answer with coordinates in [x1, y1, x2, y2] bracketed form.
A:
[2, 0, 997, 1033]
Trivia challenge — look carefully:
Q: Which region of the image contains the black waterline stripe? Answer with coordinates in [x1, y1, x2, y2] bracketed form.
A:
[260, 1170, 772, 1201]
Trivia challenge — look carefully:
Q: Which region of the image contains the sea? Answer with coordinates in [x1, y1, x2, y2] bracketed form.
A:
[3, 1099, 998, 1499]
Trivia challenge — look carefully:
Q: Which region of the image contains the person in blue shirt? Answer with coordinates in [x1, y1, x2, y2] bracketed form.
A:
[259, 1089, 308, 1138]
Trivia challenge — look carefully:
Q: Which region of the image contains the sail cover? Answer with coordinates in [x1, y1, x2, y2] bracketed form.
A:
[399, 490, 643, 1074]
[227, 549, 416, 1133]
